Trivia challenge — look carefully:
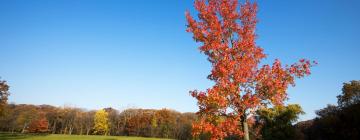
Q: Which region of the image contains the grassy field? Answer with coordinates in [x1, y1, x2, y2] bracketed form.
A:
[0, 133, 172, 140]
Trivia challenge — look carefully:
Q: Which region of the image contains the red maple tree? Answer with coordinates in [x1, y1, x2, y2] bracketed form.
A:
[27, 112, 49, 133]
[185, 0, 315, 139]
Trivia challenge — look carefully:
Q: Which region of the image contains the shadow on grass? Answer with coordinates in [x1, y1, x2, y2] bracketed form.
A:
[0, 132, 49, 140]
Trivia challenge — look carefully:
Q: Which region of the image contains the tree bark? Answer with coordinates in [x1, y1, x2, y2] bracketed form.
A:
[52, 121, 57, 134]
[241, 112, 250, 140]
[21, 123, 27, 133]
[80, 126, 83, 135]
[243, 121, 250, 140]
[63, 126, 67, 134]
[69, 126, 73, 135]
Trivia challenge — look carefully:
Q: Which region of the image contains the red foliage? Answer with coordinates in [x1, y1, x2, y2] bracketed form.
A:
[186, 0, 315, 139]
[27, 112, 49, 133]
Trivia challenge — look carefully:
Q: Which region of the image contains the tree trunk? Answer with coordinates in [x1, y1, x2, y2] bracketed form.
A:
[69, 126, 73, 135]
[80, 126, 83, 135]
[60, 123, 64, 134]
[52, 121, 57, 134]
[21, 123, 27, 133]
[243, 121, 250, 140]
[63, 126, 67, 134]
[241, 113, 250, 140]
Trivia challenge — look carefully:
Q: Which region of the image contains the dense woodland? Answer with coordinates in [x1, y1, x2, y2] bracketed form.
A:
[294, 80, 360, 140]
[0, 103, 196, 139]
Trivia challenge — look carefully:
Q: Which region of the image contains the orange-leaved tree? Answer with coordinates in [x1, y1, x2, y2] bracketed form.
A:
[185, 0, 315, 139]
[27, 112, 49, 133]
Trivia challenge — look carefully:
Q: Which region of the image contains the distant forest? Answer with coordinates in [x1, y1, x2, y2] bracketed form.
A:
[0, 104, 196, 140]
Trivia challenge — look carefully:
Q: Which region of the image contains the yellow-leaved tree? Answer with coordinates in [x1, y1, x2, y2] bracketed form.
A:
[93, 109, 109, 135]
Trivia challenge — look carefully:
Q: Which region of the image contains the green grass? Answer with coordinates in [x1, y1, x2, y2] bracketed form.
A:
[0, 133, 172, 140]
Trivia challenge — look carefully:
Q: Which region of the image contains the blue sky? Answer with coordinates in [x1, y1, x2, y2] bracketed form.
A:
[0, 0, 359, 121]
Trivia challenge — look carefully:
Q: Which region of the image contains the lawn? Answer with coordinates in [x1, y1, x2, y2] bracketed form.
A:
[0, 133, 172, 140]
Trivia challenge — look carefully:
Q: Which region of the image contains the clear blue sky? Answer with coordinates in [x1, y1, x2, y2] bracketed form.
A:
[0, 0, 359, 121]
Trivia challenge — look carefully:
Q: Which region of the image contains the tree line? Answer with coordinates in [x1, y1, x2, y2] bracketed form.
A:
[2, 77, 359, 140]
[235, 80, 360, 140]
[247, 80, 360, 140]
[0, 103, 196, 140]
[294, 80, 360, 140]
